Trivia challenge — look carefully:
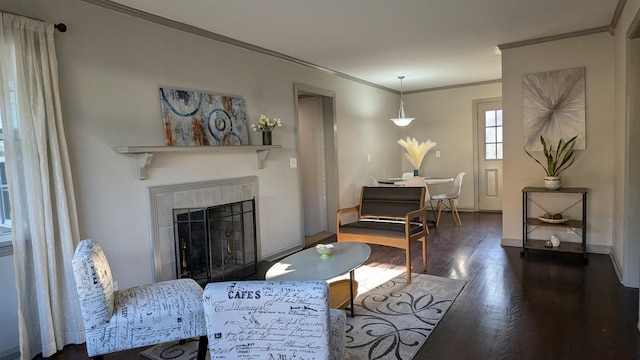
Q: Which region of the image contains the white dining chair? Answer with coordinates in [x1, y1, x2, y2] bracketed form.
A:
[396, 177, 437, 223]
[431, 172, 465, 226]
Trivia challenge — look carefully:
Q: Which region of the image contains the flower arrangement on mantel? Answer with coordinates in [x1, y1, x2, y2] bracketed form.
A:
[398, 137, 437, 175]
[252, 114, 282, 145]
[252, 114, 282, 132]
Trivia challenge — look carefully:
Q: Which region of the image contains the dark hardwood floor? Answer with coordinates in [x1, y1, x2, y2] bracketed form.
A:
[39, 212, 640, 359]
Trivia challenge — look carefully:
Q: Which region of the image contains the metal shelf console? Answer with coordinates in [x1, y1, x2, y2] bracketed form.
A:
[521, 187, 588, 263]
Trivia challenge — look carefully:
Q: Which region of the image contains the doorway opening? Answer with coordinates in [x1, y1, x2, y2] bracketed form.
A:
[294, 84, 338, 247]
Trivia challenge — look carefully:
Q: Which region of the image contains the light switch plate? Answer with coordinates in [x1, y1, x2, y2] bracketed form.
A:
[290, 158, 297, 168]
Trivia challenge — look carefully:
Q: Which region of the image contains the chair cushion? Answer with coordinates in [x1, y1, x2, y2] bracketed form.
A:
[329, 309, 346, 360]
[85, 278, 206, 356]
[359, 186, 424, 218]
[203, 281, 332, 359]
[339, 219, 424, 238]
[72, 239, 115, 330]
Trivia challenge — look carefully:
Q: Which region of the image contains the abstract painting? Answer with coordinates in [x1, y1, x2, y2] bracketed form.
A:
[523, 67, 586, 151]
[159, 87, 249, 146]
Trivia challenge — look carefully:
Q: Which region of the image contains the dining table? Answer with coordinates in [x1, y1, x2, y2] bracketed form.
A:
[377, 176, 454, 185]
[376, 176, 454, 227]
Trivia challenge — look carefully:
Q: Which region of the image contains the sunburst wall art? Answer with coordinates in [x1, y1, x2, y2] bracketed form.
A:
[523, 67, 586, 151]
[159, 87, 249, 146]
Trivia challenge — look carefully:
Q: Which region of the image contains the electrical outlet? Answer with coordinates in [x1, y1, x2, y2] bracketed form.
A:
[436, 150, 441, 158]
[289, 158, 297, 168]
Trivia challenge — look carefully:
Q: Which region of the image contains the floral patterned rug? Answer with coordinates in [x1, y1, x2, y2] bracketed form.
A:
[344, 272, 465, 360]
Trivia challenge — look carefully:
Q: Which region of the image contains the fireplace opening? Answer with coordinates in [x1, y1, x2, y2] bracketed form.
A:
[173, 198, 257, 286]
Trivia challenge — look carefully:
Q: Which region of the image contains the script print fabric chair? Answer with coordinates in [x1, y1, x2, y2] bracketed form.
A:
[432, 172, 466, 226]
[203, 280, 346, 360]
[72, 239, 207, 360]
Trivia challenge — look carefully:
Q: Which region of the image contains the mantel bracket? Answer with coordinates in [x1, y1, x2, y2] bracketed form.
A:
[135, 152, 154, 180]
[256, 149, 270, 169]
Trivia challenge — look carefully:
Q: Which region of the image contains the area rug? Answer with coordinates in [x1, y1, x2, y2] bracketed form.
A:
[141, 271, 465, 360]
[344, 272, 465, 360]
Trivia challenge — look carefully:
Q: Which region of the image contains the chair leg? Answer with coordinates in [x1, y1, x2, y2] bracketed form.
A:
[450, 199, 462, 226]
[435, 200, 443, 227]
[197, 336, 208, 360]
[419, 237, 427, 270]
[405, 248, 412, 284]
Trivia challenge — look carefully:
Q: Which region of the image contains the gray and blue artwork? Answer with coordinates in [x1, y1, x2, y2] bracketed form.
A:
[159, 87, 249, 146]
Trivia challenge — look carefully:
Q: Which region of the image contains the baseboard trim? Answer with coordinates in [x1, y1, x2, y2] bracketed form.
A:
[262, 243, 304, 262]
[501, 238, 611, 255]
[610, 250, 624, 283]
[0, 346, 20, 360]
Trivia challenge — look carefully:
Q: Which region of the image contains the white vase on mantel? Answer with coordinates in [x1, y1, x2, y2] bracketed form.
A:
[544, 176, 561, 190]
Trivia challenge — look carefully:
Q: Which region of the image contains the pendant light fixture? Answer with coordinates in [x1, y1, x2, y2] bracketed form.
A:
[390, 75, 415, 127]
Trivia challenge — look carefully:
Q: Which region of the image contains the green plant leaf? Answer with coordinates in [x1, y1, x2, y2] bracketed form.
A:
[525, 135, 578, 177]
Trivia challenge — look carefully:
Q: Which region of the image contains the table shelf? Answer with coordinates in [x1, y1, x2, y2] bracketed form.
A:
[522, 239, 584, 254]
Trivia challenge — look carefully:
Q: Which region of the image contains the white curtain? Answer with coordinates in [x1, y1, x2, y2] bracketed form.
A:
[0, 13, 84, 359]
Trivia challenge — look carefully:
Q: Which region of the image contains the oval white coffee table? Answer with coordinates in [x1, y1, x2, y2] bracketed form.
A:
[265, 241, 371, 317]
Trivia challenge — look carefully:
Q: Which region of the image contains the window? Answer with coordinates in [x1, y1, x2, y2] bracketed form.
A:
[0, 115, 10, 243]
[485, 109, 503, 160]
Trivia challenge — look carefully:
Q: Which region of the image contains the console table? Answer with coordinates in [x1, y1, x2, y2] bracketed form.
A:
[521, 187, 588, 263]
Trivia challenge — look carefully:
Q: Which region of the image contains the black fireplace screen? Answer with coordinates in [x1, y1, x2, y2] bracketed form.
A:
[173, 198, 256, 286]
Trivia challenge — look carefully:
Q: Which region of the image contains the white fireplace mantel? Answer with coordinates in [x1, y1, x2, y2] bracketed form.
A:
[114, 145, 281, 179]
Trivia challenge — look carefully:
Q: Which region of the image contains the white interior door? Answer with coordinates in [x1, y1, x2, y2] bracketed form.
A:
[476, 100, 503, 211]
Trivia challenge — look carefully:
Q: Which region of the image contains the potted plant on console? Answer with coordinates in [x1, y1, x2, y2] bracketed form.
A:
[525, 135, 578, 190]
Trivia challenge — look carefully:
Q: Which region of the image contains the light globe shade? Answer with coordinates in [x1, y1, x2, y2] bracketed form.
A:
[390, 117, 414, 126]
[390, 76, 415, 127]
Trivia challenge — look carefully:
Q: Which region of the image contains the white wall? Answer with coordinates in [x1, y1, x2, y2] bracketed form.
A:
[403, 83, 502, 210]
[501, 33, 615, 254]
[613, 0, 640, 288]
[0, 254, 18, 359]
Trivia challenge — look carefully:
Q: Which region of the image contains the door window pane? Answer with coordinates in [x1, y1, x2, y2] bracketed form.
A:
[486, 144, 496, 160]
[484, 110, 503, 160]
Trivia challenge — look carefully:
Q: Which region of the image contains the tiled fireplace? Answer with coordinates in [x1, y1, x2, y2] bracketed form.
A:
[148, 176, 258, 283]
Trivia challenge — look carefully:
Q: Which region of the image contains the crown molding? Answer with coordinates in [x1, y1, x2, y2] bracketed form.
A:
[498, 26, 610, 50]
[610, 0, 627, 35]
[405, 79, 502, 95]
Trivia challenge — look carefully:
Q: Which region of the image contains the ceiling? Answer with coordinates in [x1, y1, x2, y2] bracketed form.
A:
[104, 0, 620, 92]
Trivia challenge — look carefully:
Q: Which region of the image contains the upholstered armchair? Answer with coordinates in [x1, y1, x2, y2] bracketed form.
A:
[203, 280, 346, 360]
[71, 239, 208, 360]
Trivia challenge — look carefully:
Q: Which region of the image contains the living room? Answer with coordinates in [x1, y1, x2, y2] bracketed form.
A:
[1, 0, 639, 359]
